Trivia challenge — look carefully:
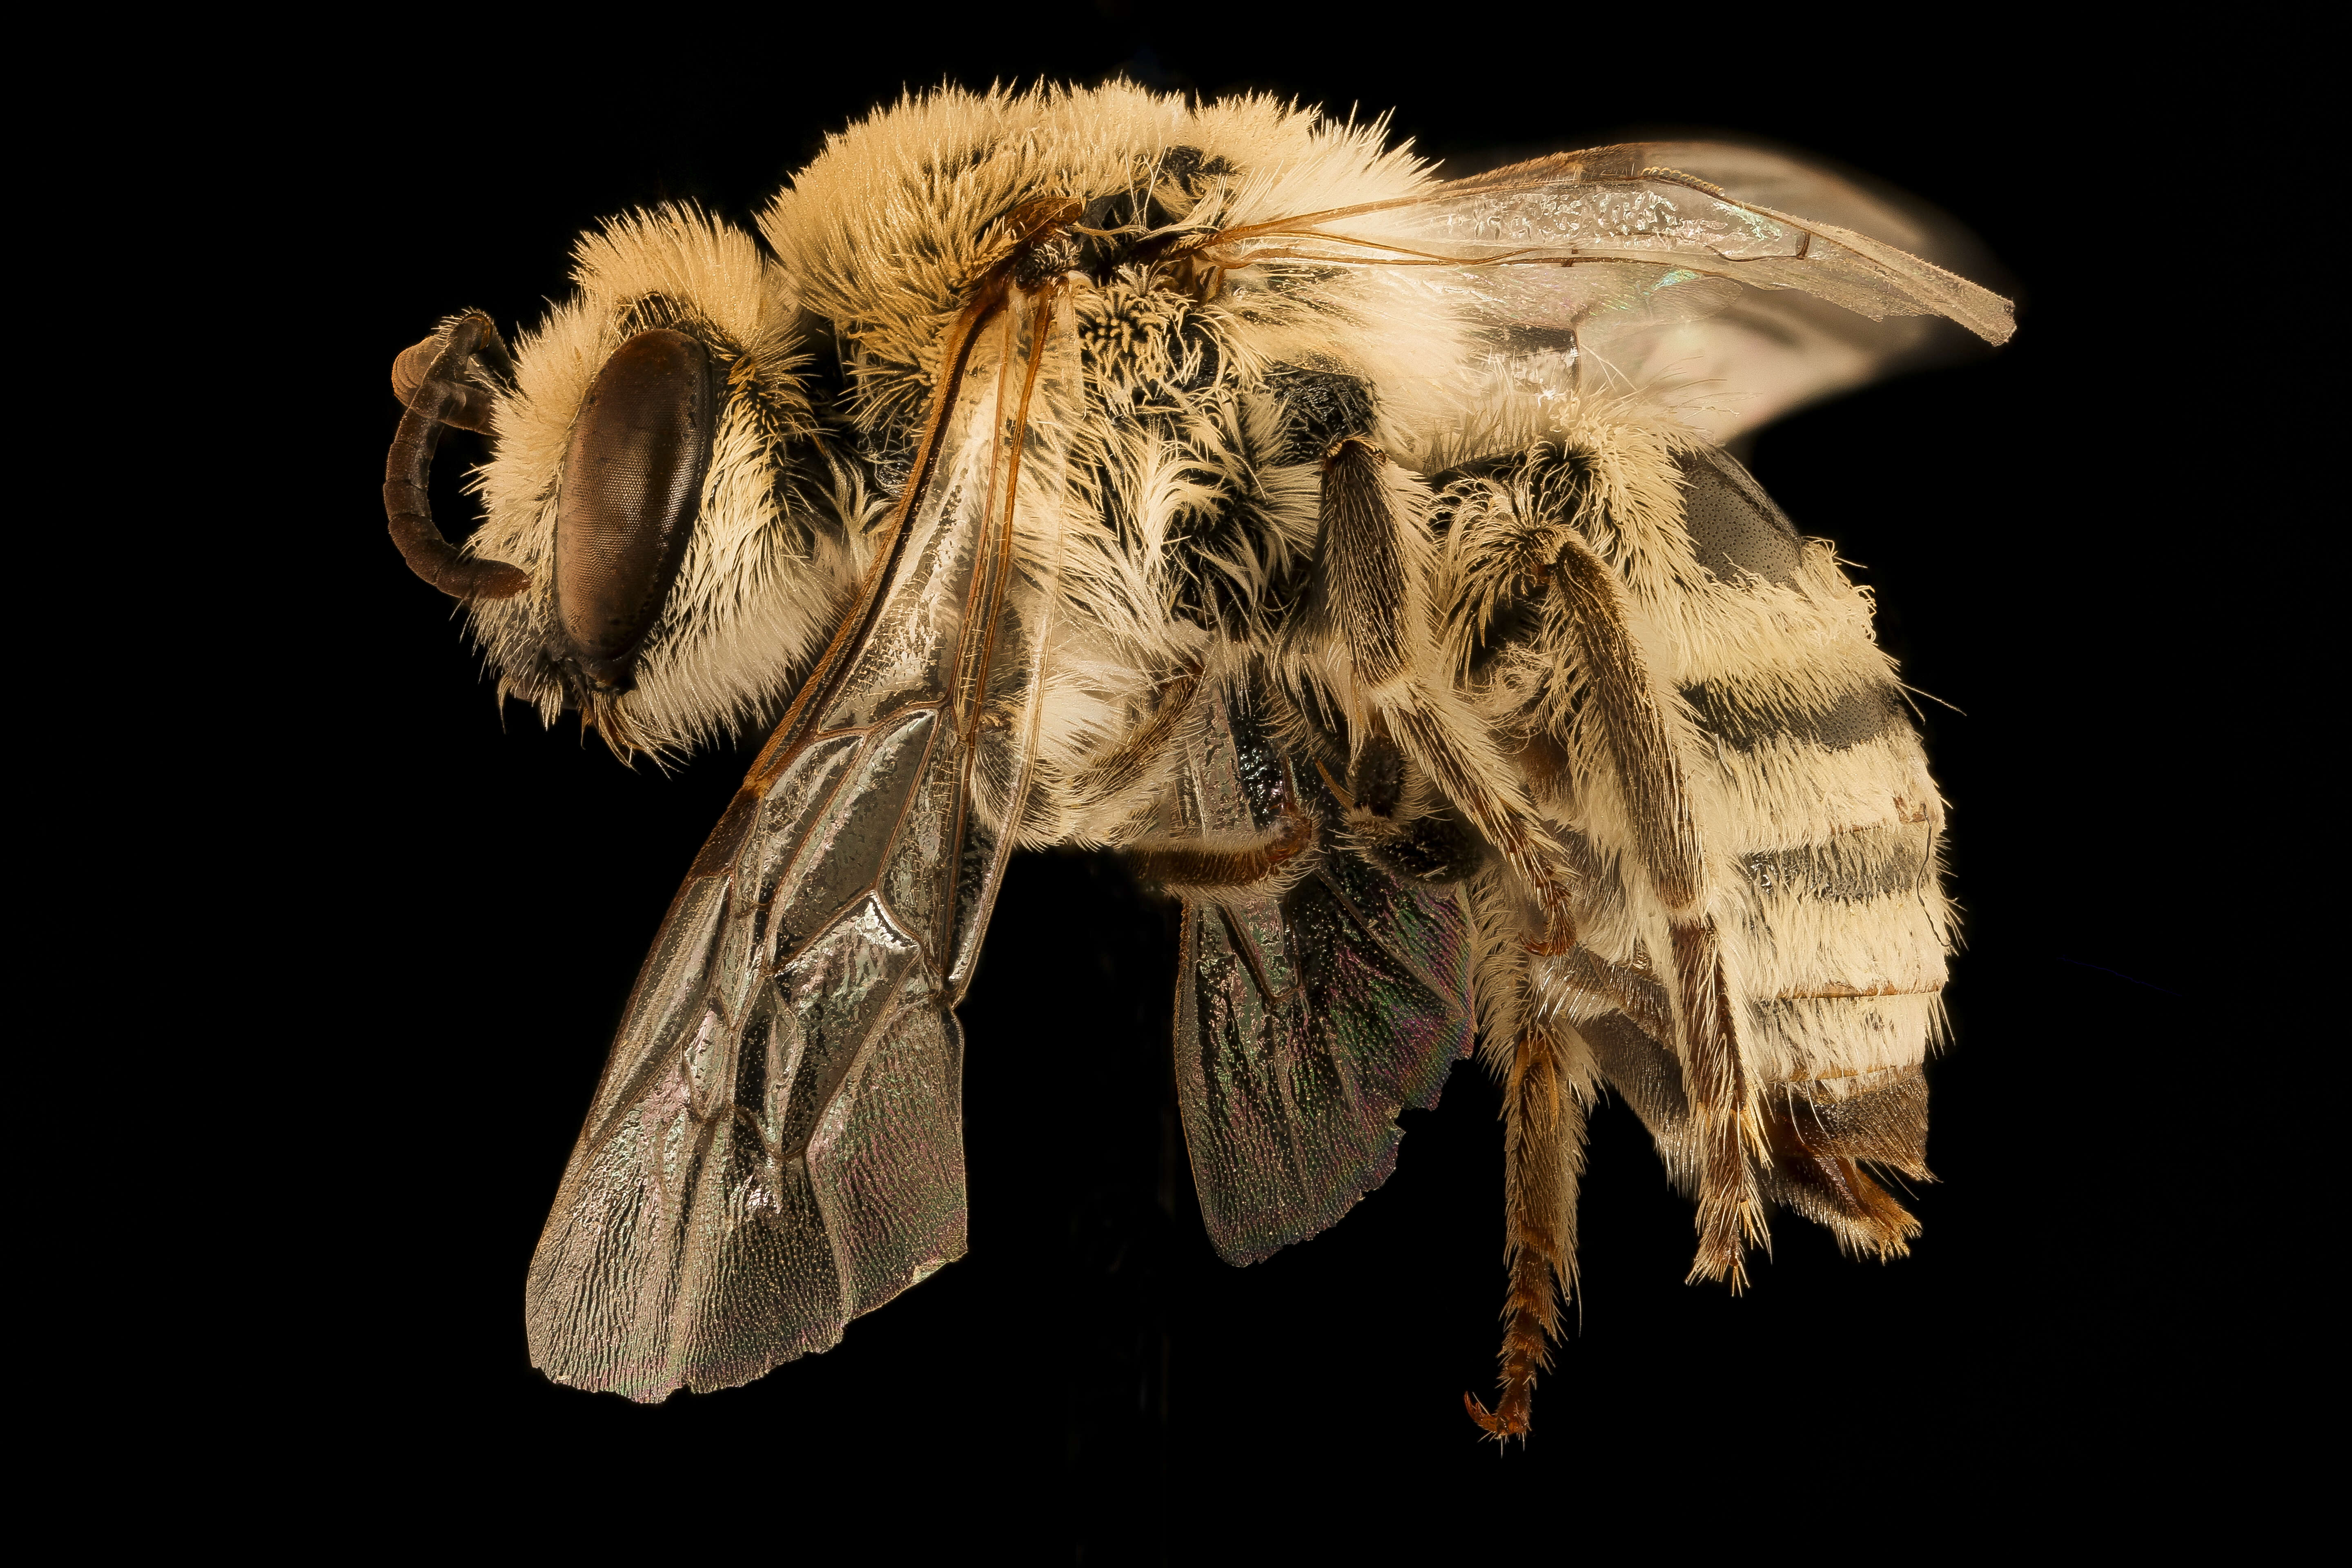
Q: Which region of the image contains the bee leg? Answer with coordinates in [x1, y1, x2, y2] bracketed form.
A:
[1761, 1089, 1922, 1259]
[1259, 680, 1483, 884]
[1293, 439, 1581, 944]
[1345, 730, 1407, 820]
[1467, 1067, 1585, 1442]
[1763, 1145, 1919, 1259]
[382, 311, 527, 600]
[1363, 800, 1490, 885]
[1463, 873, 1592, 1442]
[1549, 532, 1765, 1288]
[1060, 660, 1206, 815]
[1122, 800, 1315, 901]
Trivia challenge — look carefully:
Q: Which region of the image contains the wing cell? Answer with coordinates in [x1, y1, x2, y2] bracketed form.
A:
[527, 284, 1078, 1400]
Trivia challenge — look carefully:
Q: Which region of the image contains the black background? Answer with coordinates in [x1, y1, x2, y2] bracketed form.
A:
[254, 7, 2270, 1552]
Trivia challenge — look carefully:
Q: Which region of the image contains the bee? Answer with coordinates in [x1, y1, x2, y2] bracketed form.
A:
[385, 83, 2011, 1434]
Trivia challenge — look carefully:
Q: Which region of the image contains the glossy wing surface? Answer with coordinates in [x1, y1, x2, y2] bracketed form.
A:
[1215, 141, 2013, 441]
[1173, 681, 1474, 1265]
[525, 287, 1078, 1400]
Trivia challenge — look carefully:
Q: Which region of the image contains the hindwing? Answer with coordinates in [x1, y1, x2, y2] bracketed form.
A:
[1172, 679, 1475, 1265]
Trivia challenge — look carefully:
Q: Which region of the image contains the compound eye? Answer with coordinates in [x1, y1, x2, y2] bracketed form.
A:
[554, 328, 715, 690]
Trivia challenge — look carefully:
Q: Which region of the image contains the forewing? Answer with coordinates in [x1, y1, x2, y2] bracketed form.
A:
[525, 286, 1079, 1400]
[1173, 680, 1474, 1265]
[1218, 142, 2013, 441]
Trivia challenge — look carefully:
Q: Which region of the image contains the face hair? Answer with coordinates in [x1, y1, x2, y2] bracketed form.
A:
[383, 81, 2006, 1432]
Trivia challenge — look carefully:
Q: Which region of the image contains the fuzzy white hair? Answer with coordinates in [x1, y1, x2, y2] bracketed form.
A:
[450, 80, 1956, 1216]
[463, 207, 868, 757]
[451, 84, 1998, 1419]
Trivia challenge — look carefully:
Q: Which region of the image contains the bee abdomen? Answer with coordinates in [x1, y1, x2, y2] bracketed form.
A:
[1679, 678, 1906, 754]
[1740, 819, 1936, 902]
[1775, 1065, 1932, 1179]
[1672, 446, 1804, 587]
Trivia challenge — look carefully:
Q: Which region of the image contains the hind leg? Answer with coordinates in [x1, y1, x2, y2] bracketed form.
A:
[1463, 869, 1596, 1441]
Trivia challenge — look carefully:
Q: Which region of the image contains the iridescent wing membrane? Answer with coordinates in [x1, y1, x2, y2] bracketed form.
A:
[1173, 682, 1474, 1264]
[1209, 142, 2014, 441]
[526, 288, 1078, 1400]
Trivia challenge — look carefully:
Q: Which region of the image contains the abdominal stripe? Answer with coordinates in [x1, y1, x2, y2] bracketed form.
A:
[1679, 679, 1904, 754]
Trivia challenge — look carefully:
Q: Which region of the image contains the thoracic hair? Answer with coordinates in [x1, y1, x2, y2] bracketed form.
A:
[443, 81, 1966, 1426]
[459, 82, 1483, 764]
[453, 76, 1952, 1123]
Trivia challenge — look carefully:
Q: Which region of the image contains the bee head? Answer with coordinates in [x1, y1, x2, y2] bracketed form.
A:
[412, 206, 873, 760]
